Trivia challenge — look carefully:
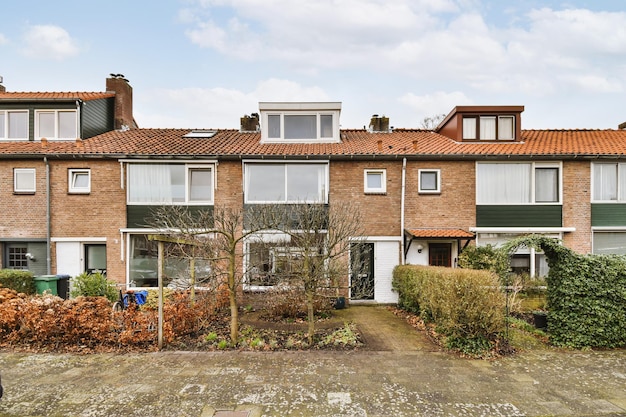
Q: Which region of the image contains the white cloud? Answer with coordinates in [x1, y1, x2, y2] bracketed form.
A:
[181, 1, 626, 98]
[399, 91, 471, 122]
[136, 78, 330, 128]
[21, 25, 80, 60]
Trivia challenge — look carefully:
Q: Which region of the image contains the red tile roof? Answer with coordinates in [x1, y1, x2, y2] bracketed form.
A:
[1, 128, 626, 159]
[406, 229, 475, 239]
[0, 92, 114, 101]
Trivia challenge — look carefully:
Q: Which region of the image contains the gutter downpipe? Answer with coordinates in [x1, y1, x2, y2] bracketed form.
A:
[401, 157, 406, 265]
[45, 156, 51, 274]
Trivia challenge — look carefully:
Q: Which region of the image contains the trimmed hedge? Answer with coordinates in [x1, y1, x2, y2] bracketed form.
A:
[393, 265, 505, 354]
[0, 269, 36, 295]
[503, 236, 626, 349]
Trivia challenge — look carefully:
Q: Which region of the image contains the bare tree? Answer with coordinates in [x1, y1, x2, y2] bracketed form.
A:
[273, 202, 365, 343]
[420, 113, 446, 130]
[148, 205, 280, 344]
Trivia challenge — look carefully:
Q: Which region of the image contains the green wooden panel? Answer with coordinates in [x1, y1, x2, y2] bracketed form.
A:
[476, 205, 562, 227]
[591, 204, 626, 227]
[127, 205, 214, 228]
[82, 98, 115, 138]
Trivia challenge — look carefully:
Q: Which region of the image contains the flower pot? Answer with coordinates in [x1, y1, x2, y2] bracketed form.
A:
[533, 311, 548, 329]
[334, 296, 346, 310]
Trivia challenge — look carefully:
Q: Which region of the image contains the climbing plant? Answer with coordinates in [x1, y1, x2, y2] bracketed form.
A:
[501, 235, 626, 348]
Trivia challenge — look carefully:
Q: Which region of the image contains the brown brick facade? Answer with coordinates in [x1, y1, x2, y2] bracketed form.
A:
[404, 160, 476, 230]
[562, 161, 592, 253]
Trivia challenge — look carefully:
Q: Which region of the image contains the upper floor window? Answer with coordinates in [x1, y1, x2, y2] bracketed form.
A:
[244, 162, 328, 203]
[14, 168, 36, 193]
[476, 162, 560, 204]
[260, 102, 341, 143]
[364, 169, 386, 194]
[0, 110, 28, 140]
[36, 110, 78, 140]
[127, 163, 215, 204]
[419, 169, 441, 194]
[463, 115, 515, 141]
[592, 163, 626, 202]
[69, 169, 91, 194]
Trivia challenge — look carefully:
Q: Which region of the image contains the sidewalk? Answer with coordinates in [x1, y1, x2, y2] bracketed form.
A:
[1, 306, 625, 417]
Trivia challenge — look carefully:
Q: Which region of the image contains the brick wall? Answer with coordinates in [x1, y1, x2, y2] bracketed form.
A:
[562, 161, 591, 253]
[49, 159, 126, 281]
[0, 160, 48, 238]
[329, 160, 403, 236]
[404, 160, 476, 230]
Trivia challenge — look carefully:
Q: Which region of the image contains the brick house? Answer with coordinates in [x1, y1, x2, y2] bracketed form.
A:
[2, 78, 626, 303]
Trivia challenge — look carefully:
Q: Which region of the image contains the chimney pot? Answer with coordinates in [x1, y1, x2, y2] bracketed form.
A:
[377, 140, 383, 151]
[41, 138, 48, 148]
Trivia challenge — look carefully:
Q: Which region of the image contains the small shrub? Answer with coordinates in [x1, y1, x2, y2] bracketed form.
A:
[259, 287, 332, 321]
[0, 269, 36, 295]
[393, 265, 505, 355]
[70, 272, 118, 302]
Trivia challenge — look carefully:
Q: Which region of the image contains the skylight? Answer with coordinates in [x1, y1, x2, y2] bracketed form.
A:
[183, 130, 217, 138]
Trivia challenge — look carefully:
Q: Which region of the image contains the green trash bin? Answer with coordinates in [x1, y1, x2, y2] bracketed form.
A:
[34, 275, 59, 296]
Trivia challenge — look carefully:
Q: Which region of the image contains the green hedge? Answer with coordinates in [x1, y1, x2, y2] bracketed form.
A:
[503, 235, 626, 349]
[0, 269, 36, 294]
[393, 265, 505, 355]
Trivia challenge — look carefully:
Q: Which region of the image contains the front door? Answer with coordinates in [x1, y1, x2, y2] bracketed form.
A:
[350, 242, 374, 300]
[429, 243, 452, 267]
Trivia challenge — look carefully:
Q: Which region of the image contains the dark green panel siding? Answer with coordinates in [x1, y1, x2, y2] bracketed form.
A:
[476, 205, 562, 227]
[82, 98, 115, 138]
[127, 205, 214, 228]
[591, 204, 626, 227]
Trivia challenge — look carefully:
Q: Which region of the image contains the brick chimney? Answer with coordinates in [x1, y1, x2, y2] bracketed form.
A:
[106, 74, 136, 130]
[240, 113, 260, 132]
[369, 114, 390, 133]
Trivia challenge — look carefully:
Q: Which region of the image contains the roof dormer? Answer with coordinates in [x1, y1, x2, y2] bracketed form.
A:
[259, 102, 341, 143]
[436, 105, 524, 142]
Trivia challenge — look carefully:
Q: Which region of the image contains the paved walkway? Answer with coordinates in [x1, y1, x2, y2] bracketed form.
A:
[1, 306, 625, 417]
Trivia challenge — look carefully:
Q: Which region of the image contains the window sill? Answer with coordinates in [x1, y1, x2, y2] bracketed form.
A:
[419, 191, 441, 195]
[13, 191, 35, 195]
[364, 191, 387, 195]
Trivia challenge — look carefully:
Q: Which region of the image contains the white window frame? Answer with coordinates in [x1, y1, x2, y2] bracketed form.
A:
[418, 169, 441, 194]
[244, 161, 329, 204]
[35, 110, 78, 140]
[0, 110, 29, 140]
[364, 169, 386, 194]
[14, 168, 36, 193]
[126, 162, 216, 205]
[591, 162, 626, 203]
[476, 162, 562, 205]
[592, 229, 626, 255]
[68, 169, 91, 194]
[259, 102, 341, 143]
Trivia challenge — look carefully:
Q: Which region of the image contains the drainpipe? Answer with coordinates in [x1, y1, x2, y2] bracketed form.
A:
[45, 156, 51, 274]
[400, 157, 406, 265]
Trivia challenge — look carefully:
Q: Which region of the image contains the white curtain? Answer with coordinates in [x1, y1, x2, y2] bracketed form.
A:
[535, 168, 558, 202]
[498, 116, 514, 140]
[129, 164, 173, 203]
[477, 163, 530, 204]
[480, 117, 496, 140]
[593, 164, 617, 201]
[463, 117, 476, 139]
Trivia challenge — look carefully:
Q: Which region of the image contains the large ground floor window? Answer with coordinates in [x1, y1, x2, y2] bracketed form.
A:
[477, 232, 553, 278]
[593, 231, 626, 255]
[128, 234, 213, 289]
[245, 233, 325, 289]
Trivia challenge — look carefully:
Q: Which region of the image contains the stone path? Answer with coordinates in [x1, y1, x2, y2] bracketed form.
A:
[0, 306, 625, 417]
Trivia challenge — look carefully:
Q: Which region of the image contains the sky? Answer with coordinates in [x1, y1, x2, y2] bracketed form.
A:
[1, 0, 625, 130]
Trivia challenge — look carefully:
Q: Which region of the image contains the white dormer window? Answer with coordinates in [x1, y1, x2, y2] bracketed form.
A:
[35, 110, 78, 140]
[260, 102, 341, 143]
